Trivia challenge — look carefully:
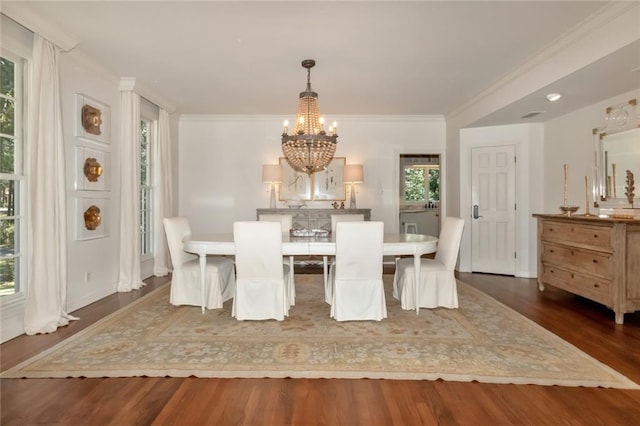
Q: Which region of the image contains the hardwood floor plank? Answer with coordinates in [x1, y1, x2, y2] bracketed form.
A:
[2, 271, 640, 425]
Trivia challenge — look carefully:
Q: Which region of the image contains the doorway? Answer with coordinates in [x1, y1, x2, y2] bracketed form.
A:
[398, 154, 440, 237]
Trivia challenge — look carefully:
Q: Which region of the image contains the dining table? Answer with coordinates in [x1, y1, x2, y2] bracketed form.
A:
[183, 233, 438, 314]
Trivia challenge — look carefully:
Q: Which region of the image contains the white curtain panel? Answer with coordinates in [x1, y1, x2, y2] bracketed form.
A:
[117, 90, 144, 291]
[153, 108, 173, 276]
[24, 35, 78, 334]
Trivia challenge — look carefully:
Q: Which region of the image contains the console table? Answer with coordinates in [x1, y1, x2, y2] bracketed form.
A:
[533, 214, 640, 324]
[256, 208, 371, 231]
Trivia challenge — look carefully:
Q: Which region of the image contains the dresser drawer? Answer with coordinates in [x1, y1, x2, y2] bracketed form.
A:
[541, 221, 612, 251]
[541, 243, 612, 279]
[541, 263, 610, 304]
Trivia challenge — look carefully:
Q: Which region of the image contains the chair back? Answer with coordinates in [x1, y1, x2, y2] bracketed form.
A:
[163, 217, 196, 267]
[335, 221, 384, 279]
[434, 217, 465, 271]
[234, 221, 284, 280]
[259, 214, 293, 232]
[330, 214, 364, 234]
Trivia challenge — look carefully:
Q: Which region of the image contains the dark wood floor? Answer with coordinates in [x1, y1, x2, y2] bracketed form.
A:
[2, 269, 639, 425]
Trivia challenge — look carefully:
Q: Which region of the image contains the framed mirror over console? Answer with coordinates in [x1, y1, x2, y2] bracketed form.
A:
[593, 98, 639, 209]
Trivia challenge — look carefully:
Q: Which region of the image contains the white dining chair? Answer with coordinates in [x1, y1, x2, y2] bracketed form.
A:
[392, 216, 465, 310]
[232, 221, 293, 321]
[259, 214, 295, 305]
[329, 221, 387, 321]
[323, 214, 365, 303]
[163, 217, 235, 310]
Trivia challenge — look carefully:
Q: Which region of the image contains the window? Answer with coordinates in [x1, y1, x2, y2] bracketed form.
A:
[401, 154, 440, 207]
[0, 51, 26, 297]
[139, 118, 153, 259]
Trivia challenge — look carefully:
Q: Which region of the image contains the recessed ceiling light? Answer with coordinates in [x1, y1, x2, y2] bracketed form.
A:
[546, 93, 562, 102]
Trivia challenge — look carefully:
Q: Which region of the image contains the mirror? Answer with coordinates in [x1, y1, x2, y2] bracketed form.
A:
[594, 99, 639, 204]
[601, 128, 639, 199]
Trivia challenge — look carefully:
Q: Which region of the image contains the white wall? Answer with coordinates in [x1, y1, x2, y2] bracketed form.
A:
[178, 115, 446, 234]
[544, 89, 640, 212]
[60, 51, 122, 312]
[445, 2, 640, 220]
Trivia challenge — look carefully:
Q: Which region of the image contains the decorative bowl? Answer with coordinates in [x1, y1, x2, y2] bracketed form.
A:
[559, 205, 579, 216]
[284, 200, 306, 209]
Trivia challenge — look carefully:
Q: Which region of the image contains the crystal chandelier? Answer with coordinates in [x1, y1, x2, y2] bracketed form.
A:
[281, 59, 338, 174]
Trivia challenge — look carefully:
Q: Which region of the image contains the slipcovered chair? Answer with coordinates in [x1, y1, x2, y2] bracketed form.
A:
[259, 214, 295, 305]
[232, 221, 293, 321]
[163, 217, 235, 310]
[393, 216, 465, 310]
[329, 221, 387, 321]
[323, 214, 365, 303]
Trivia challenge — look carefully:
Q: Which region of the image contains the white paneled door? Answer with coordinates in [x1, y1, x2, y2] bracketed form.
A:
[471, 145, 516, 275]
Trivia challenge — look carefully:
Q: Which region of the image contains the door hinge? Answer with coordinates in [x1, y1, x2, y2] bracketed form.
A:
[514, 203, 517, 210]
[514, 155, 517, 163]
[514, 252, 517, 259]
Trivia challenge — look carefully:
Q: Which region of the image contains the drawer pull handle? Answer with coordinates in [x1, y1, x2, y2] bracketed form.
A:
[594, 284, 599, 288]
[571, 251, 574, 256]
[570, 273, 575, 279]
[593, 259, 598, 263]
[594, 234, 599, 238]
[549, 249, 554, 253]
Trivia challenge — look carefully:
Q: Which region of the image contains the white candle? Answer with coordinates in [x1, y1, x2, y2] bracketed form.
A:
[563, 164, 568, 206]
[585, 176, 590, 213]
[283, 120, 289, 134]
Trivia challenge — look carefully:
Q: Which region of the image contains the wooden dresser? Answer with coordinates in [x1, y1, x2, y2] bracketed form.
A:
[256, 208, 371, 232]
[534, 214, 640, 324]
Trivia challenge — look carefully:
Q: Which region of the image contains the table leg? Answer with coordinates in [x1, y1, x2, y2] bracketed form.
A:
[198, 253, 206, 314]
[323, 256, 328, 295]
[414, 254, 421, 315]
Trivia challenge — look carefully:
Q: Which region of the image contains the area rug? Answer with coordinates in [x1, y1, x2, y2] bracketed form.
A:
[2, 275, 638, 388]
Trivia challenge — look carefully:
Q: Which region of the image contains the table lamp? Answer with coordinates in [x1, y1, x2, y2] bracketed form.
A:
[344, 164, 364, 209]
[262, 164, 283, 208]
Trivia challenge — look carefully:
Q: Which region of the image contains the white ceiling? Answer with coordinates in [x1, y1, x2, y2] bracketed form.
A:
[4, 1, 639, 124]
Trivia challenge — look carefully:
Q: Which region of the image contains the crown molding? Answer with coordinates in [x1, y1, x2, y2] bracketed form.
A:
[179, 114, 444, 123]
[119, 78, 177, 114]
[1, 4, 79, 51]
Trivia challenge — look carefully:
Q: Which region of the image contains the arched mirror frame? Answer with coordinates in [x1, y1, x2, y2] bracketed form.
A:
[593, 98, 639, 207]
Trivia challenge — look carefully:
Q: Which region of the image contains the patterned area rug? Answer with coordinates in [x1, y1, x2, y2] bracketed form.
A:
[3, 275, 638, 388]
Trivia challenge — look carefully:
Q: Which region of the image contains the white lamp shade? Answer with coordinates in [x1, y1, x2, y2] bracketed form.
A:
[262, 164, 283, 183]
[344, 164, 364, 183]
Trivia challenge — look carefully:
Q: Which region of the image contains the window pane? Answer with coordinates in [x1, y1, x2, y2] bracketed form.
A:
[0, 137, 15, 173]
[0, 218, 16, 256]
[429, 169, 440, 201]
[0, 99, 15, 136]
[0, 57, 15, 96]
[404, 168, 426, 202]
[0, 180, 17, 217]
[0, 257, 16, 295]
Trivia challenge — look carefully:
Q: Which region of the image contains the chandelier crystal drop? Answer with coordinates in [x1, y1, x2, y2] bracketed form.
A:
[281, 59, 338, 175]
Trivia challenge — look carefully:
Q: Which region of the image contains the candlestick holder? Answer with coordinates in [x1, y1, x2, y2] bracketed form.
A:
[559, 205, 579, 216]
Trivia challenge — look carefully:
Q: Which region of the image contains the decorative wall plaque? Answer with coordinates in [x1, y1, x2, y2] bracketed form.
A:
[75, 94, 110, 144]
[83, 205, 102, 230]
[76, 197, 109, 240]
[83, 157, 103, 182]
[81, 104, 102, 135]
